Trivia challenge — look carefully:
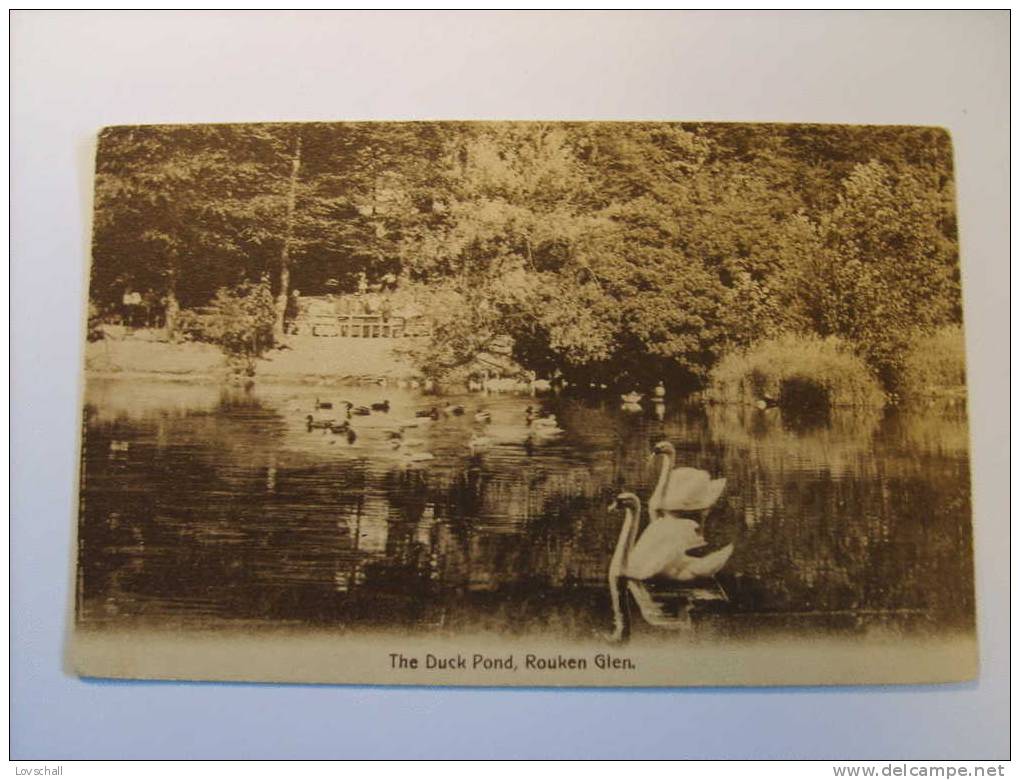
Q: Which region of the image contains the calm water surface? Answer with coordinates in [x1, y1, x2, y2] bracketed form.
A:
[78, 378, 975, 641]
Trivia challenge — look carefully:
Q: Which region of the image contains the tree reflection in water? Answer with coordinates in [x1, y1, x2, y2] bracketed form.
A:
[77, 379, 975, 643]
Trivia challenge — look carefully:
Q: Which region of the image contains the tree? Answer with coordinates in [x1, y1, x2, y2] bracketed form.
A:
[92, 124, 296, 335]
[91, 121, 962, 393]
[791, 160, 959, 387]
[400, 124, 625, 381]
[187, 276, 277, 380]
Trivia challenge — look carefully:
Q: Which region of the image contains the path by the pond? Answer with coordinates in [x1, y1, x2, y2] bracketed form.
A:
[84, 330, 424, 383]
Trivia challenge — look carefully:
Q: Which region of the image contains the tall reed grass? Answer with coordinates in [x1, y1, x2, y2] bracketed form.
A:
[898, 325, 968, 403]
[707, 334, 887, 409]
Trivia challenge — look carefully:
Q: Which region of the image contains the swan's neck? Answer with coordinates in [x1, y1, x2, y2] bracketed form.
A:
[609, 574, 631, 642]
[651, 452, 673, 518]
[609, 502, 641, 579]
[609, 502, 640, 641]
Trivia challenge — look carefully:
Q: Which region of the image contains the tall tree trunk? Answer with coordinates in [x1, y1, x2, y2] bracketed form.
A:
[274, 133, 302, 338]
[164, 268, 179, 340]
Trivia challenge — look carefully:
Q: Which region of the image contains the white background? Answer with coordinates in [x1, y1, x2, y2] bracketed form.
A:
[10, 10, 1010, 759]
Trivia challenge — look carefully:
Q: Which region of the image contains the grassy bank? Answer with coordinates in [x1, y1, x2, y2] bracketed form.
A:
[707, 334, 887, 410]
[85, 329, 424, 384]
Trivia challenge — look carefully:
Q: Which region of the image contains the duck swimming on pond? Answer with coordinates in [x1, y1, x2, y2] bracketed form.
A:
[415, 407, 441, 420]
[391, 439, 435, 464]
[331, 424, 357, 444]
[468, 434, 494, 451]
[390, 436, 426, 450]
[330, 421, 357, 444]
[371, 400, 390, 413]
[526, 406, 556, 425]
[474, 410, 492, 424]
[306, 414, 335, 430]
[315, 397, 333, 410]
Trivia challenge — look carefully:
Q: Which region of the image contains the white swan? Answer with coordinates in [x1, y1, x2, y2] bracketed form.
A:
[609, 493, 734, 583]
[607, 492, 734, 641]
[648, 441, 726, 520]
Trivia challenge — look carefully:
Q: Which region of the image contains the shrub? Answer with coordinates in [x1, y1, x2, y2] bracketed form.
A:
[187, 277, 277, 379]
[898, 325, 968, 403]
[707, 333, 886, 409]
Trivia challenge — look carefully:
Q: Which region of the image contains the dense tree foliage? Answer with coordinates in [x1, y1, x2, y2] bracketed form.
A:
[91, 121, 960, 391]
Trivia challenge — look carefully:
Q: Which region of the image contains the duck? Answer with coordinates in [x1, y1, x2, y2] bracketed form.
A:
[443, 403, 465, 417]
[532, 415, 559, 427]
[315, 397, 333, 410]
[386, 426, 423, 445]
[331, 424, 357, 444]
[329, 420, 358, 440]
[415, 407, 441, 420]
[620, 391, 643, 405]
[370, 400, 390, 413]
[350, 405, 372, 416]
[648, 441, 726, 521]
[390, 436, 426, 449]
[468, 434, 494, 451]
[473, 410, 492, 424]
[525, 406, 555, 425]
[530, 421, 564, 437]
[391, 440, 435, 464]
[306, 414, 335, 430]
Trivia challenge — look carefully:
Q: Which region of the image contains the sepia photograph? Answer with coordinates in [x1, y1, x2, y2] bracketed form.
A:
[71, 120, 977, 687]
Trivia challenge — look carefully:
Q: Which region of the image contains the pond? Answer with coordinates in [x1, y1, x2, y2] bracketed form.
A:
[76, 378, 975, 644]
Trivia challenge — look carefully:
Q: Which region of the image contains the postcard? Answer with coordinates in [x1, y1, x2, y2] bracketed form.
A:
[73, 121, 976, 686]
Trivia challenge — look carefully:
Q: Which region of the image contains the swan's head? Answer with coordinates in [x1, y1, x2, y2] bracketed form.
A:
[652, 440, 676, 457]
[609, 492, 641, 513]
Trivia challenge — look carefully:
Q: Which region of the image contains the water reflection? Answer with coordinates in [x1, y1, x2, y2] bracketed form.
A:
[77, 379, 975, 642]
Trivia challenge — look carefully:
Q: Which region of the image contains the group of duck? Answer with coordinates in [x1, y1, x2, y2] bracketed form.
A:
[302, 397, 566, 463]
[619, 381, 668, 412]
[304, 397, 392, 443]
